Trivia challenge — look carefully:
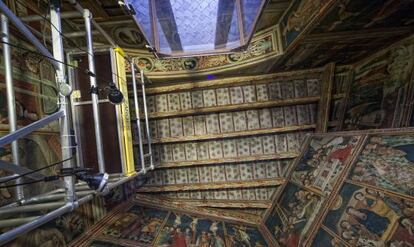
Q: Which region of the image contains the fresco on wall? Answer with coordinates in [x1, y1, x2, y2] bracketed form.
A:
[225, 223, 268, 247]
[312, 228, 346, 247]
[343, 36, 414, 130]
[291, 135, 361, 195]
[349, 134, 414, 196]
[312, 0, 414, 34]
[101, 205, 168, 245]
[264, 134, 363, 246]
[0, 80, 40, 126]
[265, 131, 414, 246]
[155, 212, 226, 247]
[265, 182, 324, 246]
[323, 182, 414, 246]
[280, 0, 321, 49]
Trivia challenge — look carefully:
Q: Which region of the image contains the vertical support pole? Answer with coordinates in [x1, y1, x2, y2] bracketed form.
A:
[140, 70, 154, 170]
[84, 9, 105, 173]
[1, 14, 24, 200]
[131, 63, 146, 173]
[50, 0, 75, 202]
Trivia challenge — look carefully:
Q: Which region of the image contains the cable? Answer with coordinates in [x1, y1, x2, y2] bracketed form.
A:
[0, 156, 73, 184]
[13, 0, 129, 84]
[0, 178, 44, 189]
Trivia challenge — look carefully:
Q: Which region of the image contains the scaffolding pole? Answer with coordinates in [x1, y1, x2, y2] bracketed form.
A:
[84, 9, 105, 173]
[140, 70, 154, 170]
[1, 14, 23, 200]
[131, 62, 146, 173]
[50, 0, 75, 203]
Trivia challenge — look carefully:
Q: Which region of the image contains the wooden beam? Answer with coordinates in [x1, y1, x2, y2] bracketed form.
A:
[140, 124, 316, 144]
[304, 27, 413, 43]
[134, 195, 262, 225]
[137, 178, 285, 193]
[338, 69, 354, 130]
[143, 196, 273, 209]
[157, 152, 298, 169]
[138, 94, 345, 120]
[147, 96, 320, 119]
[316, 63, 335, 133]
[142, 68, 324, 95]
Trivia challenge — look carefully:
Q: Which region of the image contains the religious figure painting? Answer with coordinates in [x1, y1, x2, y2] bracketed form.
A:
[312, 0, 414, 33]
[291, 135, 361, 195]
[280, 0, 323, 49]
[349, 135, 414, 196]
[265, 182, 324, 246]
[224, 224, 268, 247]
[101, 205, 168, 245]
[323, 183, 414, 246]
[154, 212, 226, 247]
[311, 228, 346, 247]
[344, 37, 414, 130]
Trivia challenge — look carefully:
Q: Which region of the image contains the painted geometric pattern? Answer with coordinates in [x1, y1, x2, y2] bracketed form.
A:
[132, 72, 322, 217]
[145, 79, 320, 115]
[71, 203, 271, 246]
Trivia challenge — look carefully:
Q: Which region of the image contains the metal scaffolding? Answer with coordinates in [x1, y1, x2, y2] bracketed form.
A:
[0, 0, 154, 245]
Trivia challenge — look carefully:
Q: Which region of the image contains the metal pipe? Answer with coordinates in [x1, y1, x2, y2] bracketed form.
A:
[68, 0, 117, 47]
[50, 1, 76, 203]
[84, 9, 105, 173]
[131, 62, 146, 173]
[0, 204, 72, 245]
[0, 1, 60, 69]
[0, 110, 64, 147]
[21, 11, 81, 22]
[0, 217, 40, 229]
[13, 191, 94, 206]
[1, 14, 24, 200]
[0, 174, 18, 183]
[0, 202, 65, 215]
[140, 70, 154, 169]
[65, 30, 98, 38]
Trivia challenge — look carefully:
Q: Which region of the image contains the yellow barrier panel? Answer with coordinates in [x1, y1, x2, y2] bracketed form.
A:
[114, 47, 135, 176]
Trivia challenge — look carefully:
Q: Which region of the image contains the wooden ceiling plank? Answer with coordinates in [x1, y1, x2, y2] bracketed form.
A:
[140, 124, 316, 144]
[156, 152, 298, 169]
[316, 62, 335, 133]
[137, 178, 285, 193]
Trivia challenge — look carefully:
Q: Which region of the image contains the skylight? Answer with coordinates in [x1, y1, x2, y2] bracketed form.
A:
[124, 0, 267, 57]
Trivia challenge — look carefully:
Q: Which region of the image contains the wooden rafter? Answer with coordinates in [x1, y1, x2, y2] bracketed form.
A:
[142, 196, 273, 209]
[156, 152, 298, 169]
[146, 96, 319, 119]
[316, 63, 335, 133]
[141, 124, 316, 144]
[137, 178, 285, 193]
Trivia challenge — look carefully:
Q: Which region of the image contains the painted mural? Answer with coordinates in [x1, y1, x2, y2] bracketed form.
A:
[323, 183, 414, 246]
[155, 212, 225, 247]
[312, 0, 414, 34]
[291, 135, 361, 195]
[128, 26, 280, 78]
[71, 202, 270, 247]
[264, 131, 414, 246]
[349, 135, 414, 197]
[343, 36, 414, 130]
[101, 205, 168, 245]
[279, 0, 326, 49]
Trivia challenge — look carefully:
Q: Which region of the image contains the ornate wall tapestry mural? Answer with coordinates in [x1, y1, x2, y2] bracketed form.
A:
[344, 35, 414, 130]
[71, 201, 271, 247]
[263, 129, 414, 247]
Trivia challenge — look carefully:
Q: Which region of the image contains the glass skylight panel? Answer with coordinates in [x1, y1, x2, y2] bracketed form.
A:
[125, 0, 267, 57]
